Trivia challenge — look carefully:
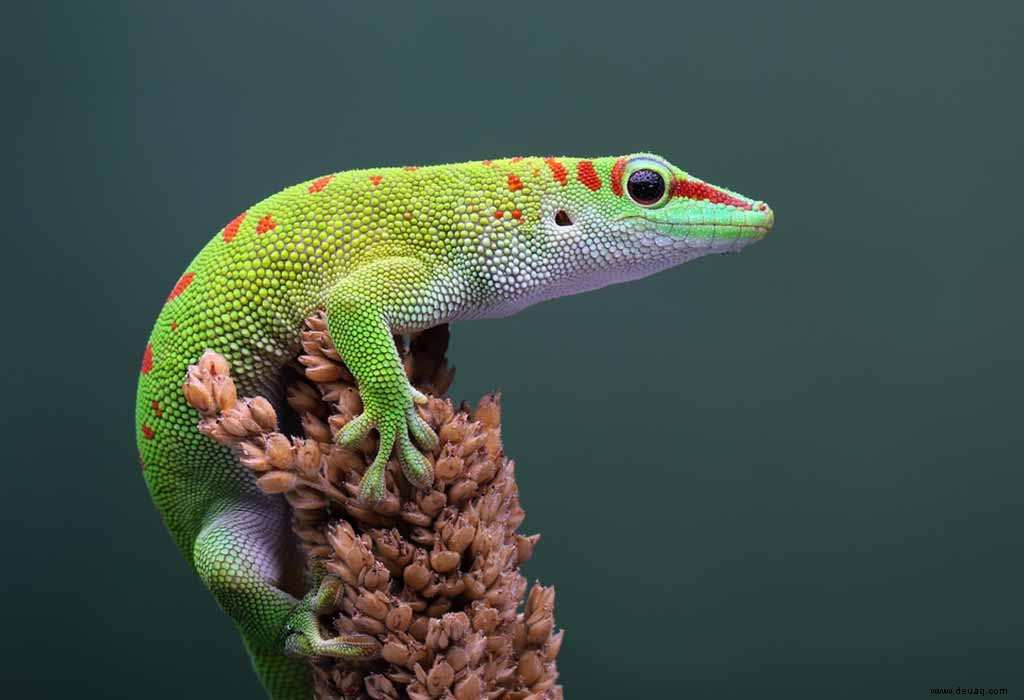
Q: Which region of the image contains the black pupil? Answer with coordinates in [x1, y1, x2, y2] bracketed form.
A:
[627, 169, 665, 204]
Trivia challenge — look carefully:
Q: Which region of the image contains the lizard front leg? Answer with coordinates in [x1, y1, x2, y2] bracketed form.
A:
[327, 257, 444, 504]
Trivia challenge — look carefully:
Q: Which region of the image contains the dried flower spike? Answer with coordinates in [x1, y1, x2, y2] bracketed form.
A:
[184, 317, 562, 700]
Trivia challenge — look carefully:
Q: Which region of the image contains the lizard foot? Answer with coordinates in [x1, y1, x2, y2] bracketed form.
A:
[284, 576, 379, 660]
[337, 391, 438, 504]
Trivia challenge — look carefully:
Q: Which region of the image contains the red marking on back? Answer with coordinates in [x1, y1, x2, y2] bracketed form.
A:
[507, 174, 523, 192]
[308, 175, 334, 193]
[151, 400, 163, 418]
[511, 210, 522, 220]
[142, 423, 155, 440]
[141, 343, 153, 375]
[167, 272, 195, 303]
[403, 166, 419, 171]
[222, 211, 247, 242]
[671, 179, 752, 210]
[544, 158, 568, 186]
[511, 156, 524, 163]
[482, 160, 493, 166]
[171, 321, 178, 331]
[256, 214, 277, 234]
[532, 167, 540, 177]
[369, 175, 383, 186]
[610, 157, 628, 197]
[576, 160, 601, 191]
[495, 210, 504, 219]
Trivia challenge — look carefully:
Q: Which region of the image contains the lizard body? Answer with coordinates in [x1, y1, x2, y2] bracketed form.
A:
[135, 154, 773, 698]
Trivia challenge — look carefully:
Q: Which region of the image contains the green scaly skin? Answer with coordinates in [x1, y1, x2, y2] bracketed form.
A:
[135, 154, 773, 698]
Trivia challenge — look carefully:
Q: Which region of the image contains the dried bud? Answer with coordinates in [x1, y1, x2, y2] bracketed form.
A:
[211, 375, 237, 411]
[301, 412, 332, 444]
[403, 561, 431, 591]
[294, 439, 321, 477]
[198, 350, 229, 377]
[518, 650, 543, 685]
[433, 452, 463, 481]
[299, 354, 343, 383]
[256, 471, 297, 494]
[526, 615, 553, 645]
[545, 630, 564, 661]
[264, 433, 293, 469]
[286, 382, 321, 414]
[337, 386, 363, 417]
[430, 549, 461, 574]
[439, 416, 469, 445]
[361, 560, 390, 591]
[454, 672, 482, 700]
[219, 409, 249, 437]
[381, 641, 409, 665]
[183, 372, 213, 413]
[426, 660, 454, 695]
[473, 393, 501, 428]
[364, 674, 398, 700]
[385, 603, 413, 632]
[356, 591, 390, 621]
[447, 479, 478, 504]
[248, 395, 277, 431]
[418, 491, 446, 518]
[515, 534, 540, 565]
[237, 441, 271, 472]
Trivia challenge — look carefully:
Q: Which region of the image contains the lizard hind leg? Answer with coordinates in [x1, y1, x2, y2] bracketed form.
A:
[193, 498, 375, 699]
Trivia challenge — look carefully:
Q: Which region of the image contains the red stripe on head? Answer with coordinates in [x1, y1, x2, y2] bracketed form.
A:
[544, 158, 567, 186]
[222, 211, 247, 242]
[308, 175, 334, 193]
[610, 158, 627, 197]
[142, 423, 155, 440]
[507, 174, 523, 192]
[369, 175, 383, 186]
[671, 179, 752, 210]
[167, 272, 195, 302]
[151, 400, 163, 418]
[141, 343, 153, 375]
[576, 160, 601, 191]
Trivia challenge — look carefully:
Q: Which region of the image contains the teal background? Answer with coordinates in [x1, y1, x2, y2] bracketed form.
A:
[3, 1, 1022, 698]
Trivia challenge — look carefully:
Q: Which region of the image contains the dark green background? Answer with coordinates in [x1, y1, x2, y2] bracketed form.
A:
[4, 2, 1022, 698]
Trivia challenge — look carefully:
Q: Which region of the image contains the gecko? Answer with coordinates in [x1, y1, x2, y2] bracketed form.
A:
[135, 154, 773, 698]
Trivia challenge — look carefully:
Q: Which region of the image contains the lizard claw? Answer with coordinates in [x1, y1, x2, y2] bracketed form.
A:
[337, 390, 437, 505]
[284, 577, 379, 660]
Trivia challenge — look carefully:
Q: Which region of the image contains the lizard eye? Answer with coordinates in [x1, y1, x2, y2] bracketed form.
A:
[627, 169, 666, 206]
[621, 157, 672, 208]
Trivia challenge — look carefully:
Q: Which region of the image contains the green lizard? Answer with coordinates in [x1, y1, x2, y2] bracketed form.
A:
[135, 154, 773, 698]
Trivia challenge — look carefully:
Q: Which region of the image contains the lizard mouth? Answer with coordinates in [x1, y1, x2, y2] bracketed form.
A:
[620, 216, 772, 252]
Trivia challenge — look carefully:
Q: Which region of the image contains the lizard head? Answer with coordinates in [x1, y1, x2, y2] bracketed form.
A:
[537, 153, 773, 290]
